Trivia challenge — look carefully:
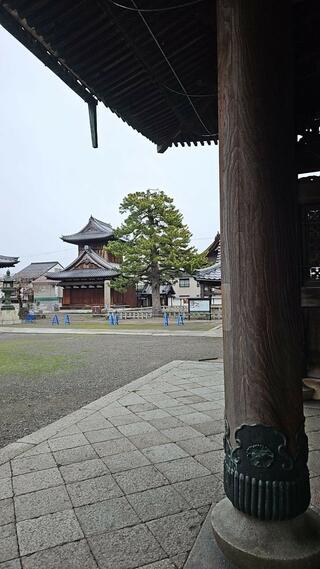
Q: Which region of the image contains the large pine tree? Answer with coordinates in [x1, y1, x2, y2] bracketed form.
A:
[107, 189, 206, 313]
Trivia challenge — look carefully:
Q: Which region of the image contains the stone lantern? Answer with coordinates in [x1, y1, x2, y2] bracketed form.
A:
[1, 270, 15, 310]
[0, 270, 19, 324]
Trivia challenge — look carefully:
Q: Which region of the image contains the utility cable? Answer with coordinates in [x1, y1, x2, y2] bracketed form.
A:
[128, 0, 215, 136]
[108, 0, 206, 13]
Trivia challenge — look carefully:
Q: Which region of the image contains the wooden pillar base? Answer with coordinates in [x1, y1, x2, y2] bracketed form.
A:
[223, 422, 310, 520]
[212, 498, 320, 569]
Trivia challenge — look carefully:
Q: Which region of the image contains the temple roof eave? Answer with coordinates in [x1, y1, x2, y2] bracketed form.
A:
[49, 269, 119, 280]
[0, 255, 19, 268]
[195, 262, 221, 283]
[61, 216, 114, 244]
[46, 247, 120, 281]
[61, 233, 114, 245]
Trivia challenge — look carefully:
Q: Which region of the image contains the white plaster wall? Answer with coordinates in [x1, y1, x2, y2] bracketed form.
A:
[171, 276, 201, 306]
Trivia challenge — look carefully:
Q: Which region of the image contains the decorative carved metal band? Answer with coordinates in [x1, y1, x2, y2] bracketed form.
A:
[224, 421, 310, 520]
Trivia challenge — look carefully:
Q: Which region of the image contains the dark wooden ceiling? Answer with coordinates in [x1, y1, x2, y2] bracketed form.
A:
[0, 0, 217, 151]
[1, 0, 320, 168]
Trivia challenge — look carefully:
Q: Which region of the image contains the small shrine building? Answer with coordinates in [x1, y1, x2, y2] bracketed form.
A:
[48, 216, 136, 309]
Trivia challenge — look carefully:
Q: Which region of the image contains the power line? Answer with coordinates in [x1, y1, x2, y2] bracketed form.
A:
[129, 0, 214, 137]
[108, 0, 206, 13]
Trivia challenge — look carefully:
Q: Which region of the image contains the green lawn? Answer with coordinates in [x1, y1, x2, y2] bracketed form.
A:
[13, 319, 217, 331]
[0, 339, 80, 377]
[71, 320, 214, 331]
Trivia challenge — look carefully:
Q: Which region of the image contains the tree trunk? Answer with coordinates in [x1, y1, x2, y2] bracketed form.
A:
[151, 263, 161, 316]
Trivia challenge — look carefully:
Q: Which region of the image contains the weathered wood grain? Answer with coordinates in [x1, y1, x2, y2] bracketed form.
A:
[217, 0, 304, 451]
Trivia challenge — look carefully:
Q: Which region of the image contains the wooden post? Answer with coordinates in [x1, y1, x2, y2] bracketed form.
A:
[217, 0, 310, 520]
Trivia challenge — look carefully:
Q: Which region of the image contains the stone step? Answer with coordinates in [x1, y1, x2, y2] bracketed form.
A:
[303, 378, 320, 400]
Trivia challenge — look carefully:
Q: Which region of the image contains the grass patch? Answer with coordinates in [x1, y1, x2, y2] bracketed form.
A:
[14, 320, 216, 332]
[0, 340, 79, 377]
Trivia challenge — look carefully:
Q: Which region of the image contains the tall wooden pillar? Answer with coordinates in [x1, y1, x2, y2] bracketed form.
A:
[217, 0, 309, 520]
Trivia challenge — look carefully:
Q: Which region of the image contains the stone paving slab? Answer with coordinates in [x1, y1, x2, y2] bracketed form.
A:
[0, 359, 319, 568]
[0, 326, 222, 338]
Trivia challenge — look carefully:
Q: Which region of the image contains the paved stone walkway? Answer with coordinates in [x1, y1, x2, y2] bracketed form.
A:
[0, 360, 319, 569]
[0, 325, 222, 338]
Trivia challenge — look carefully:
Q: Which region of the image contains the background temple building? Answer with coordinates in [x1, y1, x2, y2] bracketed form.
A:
[0, 255, 19, 270]
[203, 231, 220, 264]
[48, 216, 136, 309]
[195, 239, 222, 303]
[137, 283, 175, 308]
[14, 261, 63, 307]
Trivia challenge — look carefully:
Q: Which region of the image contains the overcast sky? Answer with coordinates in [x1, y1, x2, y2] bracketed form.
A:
[0, 25, 220, 274]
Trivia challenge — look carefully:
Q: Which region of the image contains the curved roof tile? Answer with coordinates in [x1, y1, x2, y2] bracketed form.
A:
[61, 216, 114, 244]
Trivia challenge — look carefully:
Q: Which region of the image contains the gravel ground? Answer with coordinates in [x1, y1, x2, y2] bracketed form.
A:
[0, 333, 223, 448]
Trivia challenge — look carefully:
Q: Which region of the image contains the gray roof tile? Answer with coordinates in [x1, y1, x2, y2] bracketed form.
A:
[50, 269, 118, 279]
[0, 255, 19, 268]
[62, 216, 114, 244]
[14, 262, 60, 280]
[195, 263, 221, 282]
[47, 247, 119, 281]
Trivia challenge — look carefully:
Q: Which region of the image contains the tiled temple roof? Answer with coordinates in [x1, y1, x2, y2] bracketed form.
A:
[0, 254, 19, 268]
[61, 216, 114, 245]
[47, 247, 119, 281]
[14, 261, 59, 280]
[195, 263, 221, 282]
[195, 242, 221, 282]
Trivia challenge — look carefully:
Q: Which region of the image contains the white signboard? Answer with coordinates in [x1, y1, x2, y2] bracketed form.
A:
[188, 298, 211, 313]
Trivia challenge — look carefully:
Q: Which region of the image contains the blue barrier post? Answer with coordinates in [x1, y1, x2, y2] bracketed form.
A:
[114, 312, 119, 325]
[52, 314, 59, 325]
[176, 312, 184, 326]
[25, 313, 35, 323]
[64, 314, 70, 325]
[108, 313, 114, 326]
[163, 312, 169, 327]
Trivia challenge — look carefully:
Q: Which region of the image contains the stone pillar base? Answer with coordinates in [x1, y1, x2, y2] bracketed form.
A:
[0, 308, 20, 325]
[212, 498, 320, 569]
